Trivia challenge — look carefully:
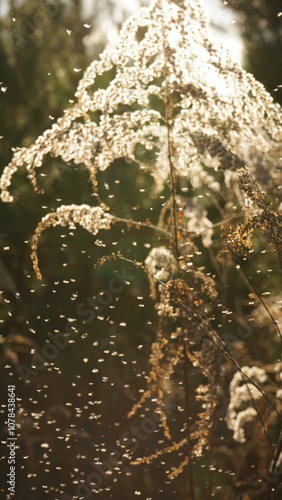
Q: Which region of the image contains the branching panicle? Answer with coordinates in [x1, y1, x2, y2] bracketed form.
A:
[1, 0, 282, 496]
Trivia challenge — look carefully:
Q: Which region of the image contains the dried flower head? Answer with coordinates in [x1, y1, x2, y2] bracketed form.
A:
[226, 366, 268, 443]
[31, 205, 113, 279]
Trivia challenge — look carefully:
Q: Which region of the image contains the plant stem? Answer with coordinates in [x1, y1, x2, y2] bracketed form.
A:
[264, 423, 282, 500]
[162, 24, 180, 263]
[161, 8, 193, 499]
[182, 337, 195, 500]
[112, 215, 170, 237]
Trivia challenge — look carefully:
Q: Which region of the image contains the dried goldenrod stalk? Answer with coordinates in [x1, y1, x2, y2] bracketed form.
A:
[1, 0, 281, 290]
[1, 0, 281, 491]
[31, 205, 113, 279]
[130, 437, 187, 466]
[128, 331, 183, 440]
[227, 168, 282, 268]
[1, 1, 281, 211]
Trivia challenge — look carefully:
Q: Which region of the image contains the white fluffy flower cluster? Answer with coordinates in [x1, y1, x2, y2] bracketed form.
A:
[226, 366, 267, 443]
[1, 0, 282, 283]
[185, 207, 213, 247]
[145, 246, 177, 281]
[44, 204, 113, 234]
[31, 205, 113, 279]
[1, 0, 281, 207]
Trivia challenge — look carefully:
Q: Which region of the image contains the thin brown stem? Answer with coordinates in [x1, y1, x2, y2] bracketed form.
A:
[182, 336, 195, 500]
[264, 423, 282, 500]
[112, 215, 170, 237]
[178, 298, 280, 419]
[161, 9, 194, 499]
[162, 25, 180, 263]
[229, 248, 282, 341]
